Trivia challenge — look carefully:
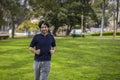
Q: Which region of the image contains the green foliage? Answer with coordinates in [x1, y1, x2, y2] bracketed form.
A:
[0, 0, 30, 38]
[91, 32, 120, 36]
[17, 20, 39, 31]
[0, 38, 120, 80]
[92, 0, 103, 9]
[28, 0, 99, 35]
[1, 0, 117, 36]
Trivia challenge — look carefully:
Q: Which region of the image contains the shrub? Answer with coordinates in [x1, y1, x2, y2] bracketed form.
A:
[91, 32, 120, 36]
[71, 34, 85, 38]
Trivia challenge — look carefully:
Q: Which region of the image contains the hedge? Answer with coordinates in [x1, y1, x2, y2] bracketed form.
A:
[91, 32, 120, 36]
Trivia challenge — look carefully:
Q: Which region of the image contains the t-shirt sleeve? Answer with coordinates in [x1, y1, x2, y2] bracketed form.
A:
[29, 35, 36, 47]
[51, 36, 56, 47]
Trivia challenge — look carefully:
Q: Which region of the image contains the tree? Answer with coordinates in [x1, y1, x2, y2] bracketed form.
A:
[17, 20, 38, 31]
[0, 0, 30, 38]
[114, 0, 119, 38]
[28, 0, 102, 36]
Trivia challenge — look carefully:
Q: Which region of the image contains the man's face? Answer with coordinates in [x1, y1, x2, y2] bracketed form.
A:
[40, 24, 49, 34]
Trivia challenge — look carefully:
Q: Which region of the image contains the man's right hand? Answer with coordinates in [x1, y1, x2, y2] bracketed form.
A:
[29, 47, 40, 55]
[35, 49, 40, 55]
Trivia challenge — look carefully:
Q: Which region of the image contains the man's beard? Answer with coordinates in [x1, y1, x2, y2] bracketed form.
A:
[41, 30, 48, 35]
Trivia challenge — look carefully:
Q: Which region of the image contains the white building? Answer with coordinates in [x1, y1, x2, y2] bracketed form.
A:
[108, 0, 120, 30]
[108, 0, 117, 4]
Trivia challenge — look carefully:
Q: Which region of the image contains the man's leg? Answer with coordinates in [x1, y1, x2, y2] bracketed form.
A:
[34, 61, 40, 80]
[40, 61, 50, 80]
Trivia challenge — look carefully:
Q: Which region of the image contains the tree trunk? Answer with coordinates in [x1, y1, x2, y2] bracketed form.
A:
[81, 15, 84, 33]
[66, 25, 72, 36]
[113, 10, 116, 39]
[113, 0, 119, 38]
[53, 26, 59, 36]
[100, 0, 105, 37]
[116, 0, 119, 35]
[11, 21, 15, 38]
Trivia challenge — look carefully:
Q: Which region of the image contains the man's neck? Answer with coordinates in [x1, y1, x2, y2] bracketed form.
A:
[41, 32, 48, 36]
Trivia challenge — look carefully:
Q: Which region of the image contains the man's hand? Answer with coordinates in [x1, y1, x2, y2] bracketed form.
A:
[50, 47, 56, 54]
[29, 47, 40, 55]
[50, 50, 55, 54]
[35, 49, 40, 55]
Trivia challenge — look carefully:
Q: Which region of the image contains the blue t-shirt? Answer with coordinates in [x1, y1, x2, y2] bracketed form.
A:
[30, 33, 56, 61]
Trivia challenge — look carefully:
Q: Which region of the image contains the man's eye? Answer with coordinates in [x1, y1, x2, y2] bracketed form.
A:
[41, 26, 47, 28]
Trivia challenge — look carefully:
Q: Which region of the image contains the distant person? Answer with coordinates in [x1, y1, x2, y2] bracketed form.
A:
[29, 21, 56, 80]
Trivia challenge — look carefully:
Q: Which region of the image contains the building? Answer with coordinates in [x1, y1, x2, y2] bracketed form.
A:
[108, 0, 117, 4]
[108, 0, 120, 29]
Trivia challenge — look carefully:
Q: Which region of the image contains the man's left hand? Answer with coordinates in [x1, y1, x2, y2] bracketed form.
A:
[50, 50, 55, 54]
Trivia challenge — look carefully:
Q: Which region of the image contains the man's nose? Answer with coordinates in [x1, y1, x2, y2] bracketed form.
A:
[43, 27, 46, 29]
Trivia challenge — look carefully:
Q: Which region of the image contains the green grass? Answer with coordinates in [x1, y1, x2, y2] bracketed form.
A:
[0, 37, 120, 80]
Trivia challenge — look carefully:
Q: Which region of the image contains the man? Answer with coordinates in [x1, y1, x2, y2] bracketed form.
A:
[29, 21, 56, 80]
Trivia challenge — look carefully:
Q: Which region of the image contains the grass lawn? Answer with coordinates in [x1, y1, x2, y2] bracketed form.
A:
[0, 37, 120, 80]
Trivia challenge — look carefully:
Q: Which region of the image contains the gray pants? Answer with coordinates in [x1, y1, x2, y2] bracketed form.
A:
[34, 61, 50, 80]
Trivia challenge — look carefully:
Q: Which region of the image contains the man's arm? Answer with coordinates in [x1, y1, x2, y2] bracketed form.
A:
[29, 47, 40, 55]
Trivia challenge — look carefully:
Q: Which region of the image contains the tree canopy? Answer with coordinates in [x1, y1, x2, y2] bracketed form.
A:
[0, 0, 118, 37]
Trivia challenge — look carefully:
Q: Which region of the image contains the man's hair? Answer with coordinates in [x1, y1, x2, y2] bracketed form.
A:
[38, 21, 50, 28]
